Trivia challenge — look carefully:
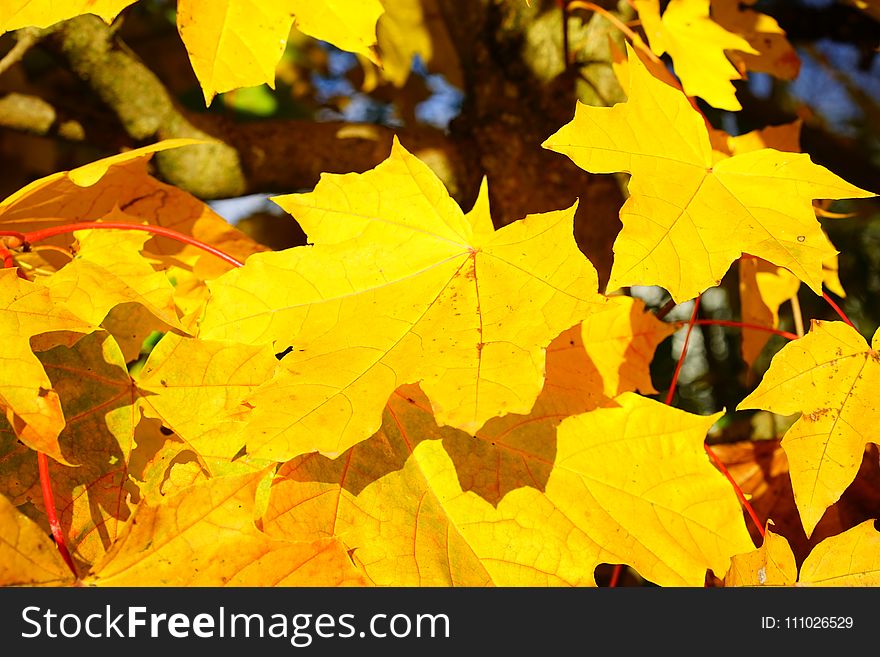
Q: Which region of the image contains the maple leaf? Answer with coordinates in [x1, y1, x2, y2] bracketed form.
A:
[0, 270, 96, 463]
[543, 44, 875, 303]
[264, 388, 753, 586]
[0, 493, 73, 586]
[0, 139, 266, 331]
[0, 333, 142, 565]
[136, 333, 281, 466]
[374, 0, 432, 87]
[0, 1, 136, 33]
[442, 323, 608, 505]
[42, 228, 185, 331]
[711, 0, 800, 81]
[725, 524, 797, 586]
[739, 256, 800, 366]
[178, 0, 384, 103]
[633, 0, 756, 110]
[200, 142, 606, 461]
[727, 521, 880, 586]
[84, 471, 370, 586]
[580, 295, 674, 396]
[738, 320, 880, 537]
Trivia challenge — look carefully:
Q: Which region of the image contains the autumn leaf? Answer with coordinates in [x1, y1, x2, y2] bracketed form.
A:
[726, 525, 797, 586]
[798, 519, 880, 585]
[136, 333, 281, 465]
[42, 228, 185, 331]
[0, 139, 266, 321]
[543, 44, 875, 302]
[84, 471, 370, 586]
[264, 388, 752, 586]
[442, 323, 608, 505]
[739, 256, 800, 366]
[0, 493, 73, 586]
[0, 270, 96, 463]
[738, 320, 880, 537]
[200, 141, 606, 461]
[373, 0, 432, 87]
[0, 1, 136, 33]
[580, 295, 674, 396]
[0, 333, 144, 566]
[178, 0, 384, 103]
[633, 0, 756, 111]
[712, 0, 800, 81]
[727, 521, 880, 586]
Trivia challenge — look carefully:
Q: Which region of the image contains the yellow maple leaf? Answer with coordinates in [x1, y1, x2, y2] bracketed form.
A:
[443, 323, 609, 505]
[42, 228, 186, 331]
[200, 139, 606, 461]
[712, 0, 800, 81]
[726, 525, 797, 586]
[0, 140, 265, 317]
[798, 520, 880, 585]
[0, 270, 95, 463]
[178, 0, 384, 103]
[0, 493, 73, 586]
[0, 0, 136, 33]
[633, 0, 756, 110]
[543, 44, 875, 303]
[85, 471, 370, 586]
[0, 333, 143, 566]
[136, 333, 281, 465]
[264, 389, 752, 586]
[738, 320, 880, 537]
[738, 256, 800, 366]
[727, 521, 880, 586]
[374, 0, 432, 87]
[580, 295, 674, 396]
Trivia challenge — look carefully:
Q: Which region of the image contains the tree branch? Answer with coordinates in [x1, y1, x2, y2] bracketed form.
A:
[0, 92, 85, 140]
[40, 15, 465, 201]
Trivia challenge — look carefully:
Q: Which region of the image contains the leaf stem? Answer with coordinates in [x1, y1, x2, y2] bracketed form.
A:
[703, 444, 765, 539]
[692, 319, 799, 341]
[3, 222, 245, 269]
[789, 294, 804, 338]
[0, 242, 16, 269]
[37, 452, 78, 577]
[822, 291, 855, 329]
[664, 296, 700, 406]
[2, 245, 78, 577]
[609, 564, 624, 587]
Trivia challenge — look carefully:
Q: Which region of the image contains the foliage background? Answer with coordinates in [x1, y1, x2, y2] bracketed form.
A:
[0, 0, 878, 585]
